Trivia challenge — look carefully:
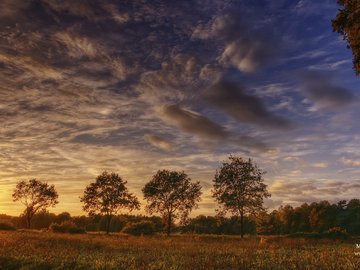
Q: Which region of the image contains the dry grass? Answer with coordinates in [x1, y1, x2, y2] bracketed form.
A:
[0, 231, 359, 269]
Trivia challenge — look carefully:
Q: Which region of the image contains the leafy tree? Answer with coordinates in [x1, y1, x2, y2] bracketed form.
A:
[332, 0, 360, 75]
[80, 171, 140, 234]
[55, 212, 71, 224]
[212, 156, 270, 238]
[31, 210, 56, 229]
[277, 205, 295, 234]
[12, 179, 58, 229]
[142, 169, 202, 235]
[122, 221, 155, 236]
[256, 210, 281, 235]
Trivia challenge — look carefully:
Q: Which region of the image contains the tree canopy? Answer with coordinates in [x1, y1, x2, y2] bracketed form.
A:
[80, 171, 140, 233]
[332, 0, 360, 75]
[142, 169, 202, 235]
[212, 156, 270, 237]
[12, 179, 58, 229]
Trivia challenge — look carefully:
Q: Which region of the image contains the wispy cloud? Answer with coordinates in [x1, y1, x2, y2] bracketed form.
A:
[193, 12, 274, 73]
[144, 134, 173, 151]
[340, 157, 360, 167]
[0, 0, 359, 216]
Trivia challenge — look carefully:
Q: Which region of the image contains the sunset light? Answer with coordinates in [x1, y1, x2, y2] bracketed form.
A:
[0, 1, 359, 268]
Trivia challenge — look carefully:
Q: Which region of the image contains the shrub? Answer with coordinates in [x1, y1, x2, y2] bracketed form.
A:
[122, 221, 155, 236]
[50, 223, 66, 233]
[68, 227, 86, 234]
[289, 228, 350, 240]
[0, 222, 16, 231]
[50, 221, 85, 234]
[324, 227, 349, 239]
[85, 223, 98, 232]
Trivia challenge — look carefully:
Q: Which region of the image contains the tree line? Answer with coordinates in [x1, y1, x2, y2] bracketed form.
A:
[2, 198, 360, 237]
[9, 155, 268, 237]
[6, 155, 360, 236]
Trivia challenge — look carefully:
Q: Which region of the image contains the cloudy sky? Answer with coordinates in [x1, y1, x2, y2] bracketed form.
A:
[0, 0, 359, 216]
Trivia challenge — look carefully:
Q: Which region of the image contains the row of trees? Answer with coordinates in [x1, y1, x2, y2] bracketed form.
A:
[12, 156, 270, 237]
[0, 211, 255, 235]
[183, 199, 360, 236]
[257, 199, 360, 235]
[4, 198, 360, 236]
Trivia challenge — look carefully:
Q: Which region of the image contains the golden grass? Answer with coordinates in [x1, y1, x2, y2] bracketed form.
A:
[0, 231, 359, 269]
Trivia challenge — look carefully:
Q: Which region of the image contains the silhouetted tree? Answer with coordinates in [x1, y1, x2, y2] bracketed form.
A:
[344, 199, 360, 234]
[31, 210, 56, 229]
[332, 0, 360, 75]
[212, 156, 270, 238]
[12, 179, 58, 229]
[185, 215, 218, 234]
[80, 171, 140, 234]
[142, 170, 202, 235]
[55, 212, 71, 224]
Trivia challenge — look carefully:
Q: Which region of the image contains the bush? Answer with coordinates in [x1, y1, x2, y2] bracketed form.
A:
[85, 223, 98, 232]
[324, 227, 349, 239]
[50, 221, 85, 234]
[289, 227, 350, 240]
[50, 223, 66, 233]
[68, 227, 86, 234]
[122, 221, 155, 236]
[0, 222, 16, 231]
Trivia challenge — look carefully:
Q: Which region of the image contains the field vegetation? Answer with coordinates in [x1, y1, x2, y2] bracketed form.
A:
[0, 230, 359, 270]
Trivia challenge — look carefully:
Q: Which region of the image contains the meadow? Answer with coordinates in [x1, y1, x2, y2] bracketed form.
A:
[0, 231, 359, 270]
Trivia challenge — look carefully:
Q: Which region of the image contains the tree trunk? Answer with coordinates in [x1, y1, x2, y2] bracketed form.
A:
[240, 211, 244, 238]
[26, 210, 32, 229]
[27, 216, 31, 229]
[167, 213, 172, 236]
[106, 215, 112, 234]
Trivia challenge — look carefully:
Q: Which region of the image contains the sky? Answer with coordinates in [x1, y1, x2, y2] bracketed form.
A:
[0, 0, 359, 216]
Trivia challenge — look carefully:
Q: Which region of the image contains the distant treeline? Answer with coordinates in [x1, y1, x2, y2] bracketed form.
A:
[1, 199, 360, 235]
[257, 199, 360, 235]
[0, 212, 164, 233]
[185, 199, 360, 235]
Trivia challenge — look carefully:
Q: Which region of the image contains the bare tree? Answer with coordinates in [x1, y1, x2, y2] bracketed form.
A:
[13, 179, 58, 229]
[143, 170, 202, 235]
[212, 156, 270, 238]
[80, 171, 140, 234]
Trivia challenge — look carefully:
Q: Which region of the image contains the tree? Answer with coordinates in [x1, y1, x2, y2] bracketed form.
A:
[142, 169, 202, 235]
[12, 179, 58, 229]
[55, 212, 71, 224]
[80, 171, 140, 234]
[332, 0, 360, 75]
[212, 156, 270, 238]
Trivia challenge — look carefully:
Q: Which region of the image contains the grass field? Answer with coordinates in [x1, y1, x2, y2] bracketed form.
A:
[0, 231, 359, 270]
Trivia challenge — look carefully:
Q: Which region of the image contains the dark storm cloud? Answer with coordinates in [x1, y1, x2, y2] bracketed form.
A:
[204, 78, 294, 129]
[161, 104, 268, 151]
[301, 72, 357, 110]
[161, 105, 228, 140]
